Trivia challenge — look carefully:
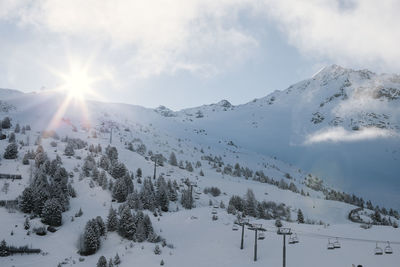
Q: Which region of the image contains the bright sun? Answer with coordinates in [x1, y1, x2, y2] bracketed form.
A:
[59, 64, 95, 100]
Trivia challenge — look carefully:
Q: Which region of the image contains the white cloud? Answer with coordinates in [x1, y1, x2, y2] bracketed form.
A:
[304, 127, 399, 145]
[0, 0, 258, 79]
[260, 0, 400, 71]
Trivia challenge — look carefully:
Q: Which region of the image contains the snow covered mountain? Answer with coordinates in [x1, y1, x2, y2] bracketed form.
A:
[0, 65, 399, 267]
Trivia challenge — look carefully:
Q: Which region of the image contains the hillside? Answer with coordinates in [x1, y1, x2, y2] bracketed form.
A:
[0, 65, 399, 266]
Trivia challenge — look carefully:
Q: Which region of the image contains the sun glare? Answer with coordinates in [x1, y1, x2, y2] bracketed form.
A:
[59, 64, 95, 100]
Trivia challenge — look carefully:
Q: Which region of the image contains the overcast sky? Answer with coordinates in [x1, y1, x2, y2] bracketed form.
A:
[1, 0, 399, 110]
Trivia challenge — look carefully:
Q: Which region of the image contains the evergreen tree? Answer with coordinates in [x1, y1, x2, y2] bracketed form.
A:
[21, 126, 26, 134]
[3, 143, 18, 159]
[136, 168, 142, 178]
[9, 132, 16, 143]
[169, 152, 177, 166]
[185, 162, 193, 172]
[108, 258, 114, 267]
[114, 253, 121, 265]
[64, 142, 75, 156]
[97, 256, 107, 267]
[14, 123, 20, 133]
[99, 155, 111, 170]
[41, 198, 62, 226]
[19, 187, 34, 213]
[111, 162, 127, 179]
[1, 117, 11, 129]
[96, 216, 106, 236]
[112, 178, 129, 202]
[180, 189, 193, 209]
[118, 206, 136, 240]
[80, 219, 101, 255]
[245, 189, 257, 217]
[297, 209, 305, 224]
[24, 217, 30, 230]
[199, 169, 204, 176]
[106, 207, 118, 232]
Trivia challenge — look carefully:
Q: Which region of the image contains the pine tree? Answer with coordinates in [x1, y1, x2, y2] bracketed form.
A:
[19, 187, 34, 213]
[245, 189, 257, 217]
[41, 198, 62, 226]
[14, 123, 20, 133]
[97, 256, 107, 267]
[108, 258, 114, 267]
[297, 209, 305, 224]
[24, 217, 30, 230]
[1, 117, 11, 129]
[118, 206, 136, 239]
[112, 178, 129, 202]
[106, 207, 118, 232]
[169, 152, 177, 166]
[111, 162, 127, 179]
[114, 253, 121, 265]
[96, 216, 106, 236]
[64, 142, 75, 156]
[80, 219, 101, 255]
[9, 132, 16, 143]
[199, 169, 204, 176]
[185, 162, 193, 172]
[136, 168, 142, 178]
[154, 244, 161, 255]
[3, 143, 18, 159]
[180, 189, 193, 209]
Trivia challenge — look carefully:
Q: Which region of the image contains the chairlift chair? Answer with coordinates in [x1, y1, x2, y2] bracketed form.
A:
[292, 233, 299, 244]
[258, 232, 265, 240]
[232, 224, 239, 231]
[374, 242, 383, 255]
[333, 238, 341, 249]
[327, 239, 335, 250]
[211, 209, 218, 214]
[288, 235, 295, 244]
[384, 241, 393, 254]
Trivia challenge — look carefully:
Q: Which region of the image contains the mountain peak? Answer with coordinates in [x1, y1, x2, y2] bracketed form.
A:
[216, 99, 232, 108]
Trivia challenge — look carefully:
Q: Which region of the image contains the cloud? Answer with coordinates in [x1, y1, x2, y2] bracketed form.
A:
[304, 127, 399, 145]
[261, 0, 400, 71]
[0, 0, 258, 79]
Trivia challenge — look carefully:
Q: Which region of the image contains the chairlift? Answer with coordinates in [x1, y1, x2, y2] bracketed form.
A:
[374, 242, 383, 255]
[232, 224, 239, 231]
[384, 241, 393, 254]
[194, 196, 200, 200]
[333, 238, 341, 249]
[212, 209, 218, 214]
[258, 232, 265, 240]
[288, 235, 295, 244]
[292, 233, 299, 244]
[213, 205, 219, 209]
[327, 239, 335, 250]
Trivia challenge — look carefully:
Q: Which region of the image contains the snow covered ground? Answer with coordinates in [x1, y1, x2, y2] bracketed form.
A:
[0, 65, 400, 266]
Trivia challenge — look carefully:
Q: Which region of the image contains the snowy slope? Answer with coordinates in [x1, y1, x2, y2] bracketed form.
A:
[0, 65, 400, 267]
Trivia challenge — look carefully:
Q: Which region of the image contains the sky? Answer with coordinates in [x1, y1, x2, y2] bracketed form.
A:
[1, 0, 400, 110]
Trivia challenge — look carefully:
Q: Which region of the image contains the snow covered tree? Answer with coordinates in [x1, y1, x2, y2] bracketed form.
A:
[8, 132, 15, 143]
[19, 187, 34, 213]
[185, 162, 193, 172]
[14, 123, 20, 133]
[118, 206, 136, 240]
[169, 152, 177, 166]
[136, 168, 142, 178]
[108, 258, 114, 267]
[96, 216, 106, 236]
[97, 256, 107, 267]
[106, 145, 118, 162]
[112, 178, 129, 202]
[111, 162, 127, 179]
[181, 189, 193, 209]
[154, 244, 161, 255]
[245, 189, 257, 217]
[297, 209, 305, 224]
[41, 198, 62, 226]
[3, 143, 18, 159]
[64, 142, 75, 156]
[1, 117, 11, 129]
[80, 219, 101, 255]
[106, 207, 118, 232]
[199, 169, 204, 176]
[114, 253, 121, 265]
[24, 217, 30, 230]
